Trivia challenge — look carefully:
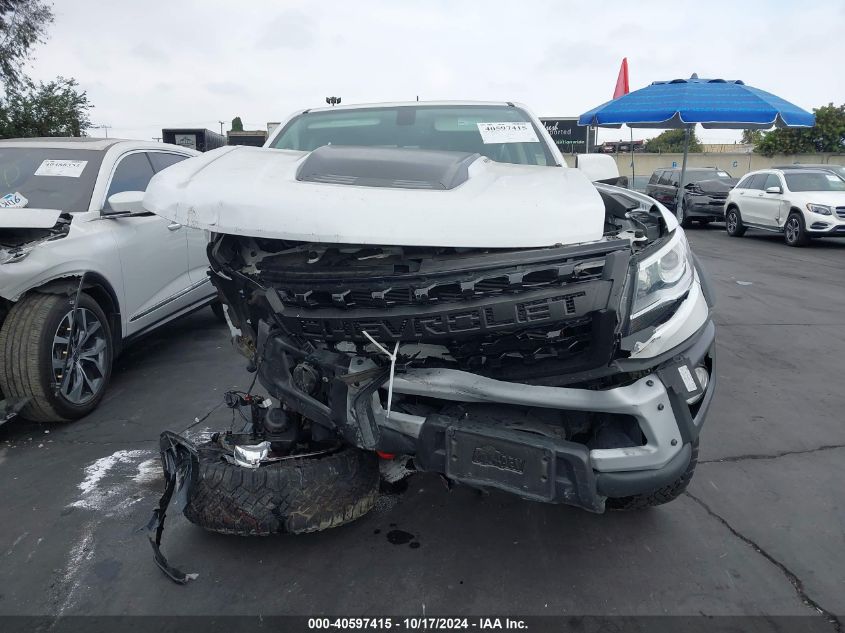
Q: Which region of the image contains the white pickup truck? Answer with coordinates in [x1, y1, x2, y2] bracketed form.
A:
[141, 102, 717, 558]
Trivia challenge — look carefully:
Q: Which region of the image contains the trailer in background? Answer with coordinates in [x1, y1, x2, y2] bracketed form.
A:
[266, 121, 281, 141]
[161, 128, 226, 152]
[227, 130, 268, 147]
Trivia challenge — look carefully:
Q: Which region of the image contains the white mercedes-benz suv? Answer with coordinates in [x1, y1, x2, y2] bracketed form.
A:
[0, 137, 216, 422]
[724, 168, 845, 246]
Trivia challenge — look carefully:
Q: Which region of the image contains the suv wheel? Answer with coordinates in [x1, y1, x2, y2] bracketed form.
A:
[784, 212, 809, 247]
[677, 198, 694, 229]
[0, 293, 113, 422]
[725, 207, 747, 237]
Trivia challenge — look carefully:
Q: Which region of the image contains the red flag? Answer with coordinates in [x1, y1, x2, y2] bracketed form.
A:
[613, 58, 630, 99]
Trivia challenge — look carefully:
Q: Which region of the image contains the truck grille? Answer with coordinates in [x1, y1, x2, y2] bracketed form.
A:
[257, 242, 630, 379]
[262, 262, 604, 309]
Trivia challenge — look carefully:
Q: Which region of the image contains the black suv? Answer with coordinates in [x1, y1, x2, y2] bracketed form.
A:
[645, 167, 737, 228]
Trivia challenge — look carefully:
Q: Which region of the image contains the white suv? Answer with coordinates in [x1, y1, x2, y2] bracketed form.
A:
[724, 168, 845, 246]
[0, 137, 216, 422]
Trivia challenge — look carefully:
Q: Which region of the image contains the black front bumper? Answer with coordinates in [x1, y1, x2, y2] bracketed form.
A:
[685, 195, 728, 219]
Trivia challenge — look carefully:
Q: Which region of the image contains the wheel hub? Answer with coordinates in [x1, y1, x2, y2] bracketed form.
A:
[52, 308, 108, 405]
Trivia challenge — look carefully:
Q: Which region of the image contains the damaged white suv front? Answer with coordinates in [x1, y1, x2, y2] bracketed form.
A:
[142, 102, 715, 556]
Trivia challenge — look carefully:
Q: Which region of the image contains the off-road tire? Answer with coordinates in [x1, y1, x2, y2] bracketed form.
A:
[725, 207, 747, 237]
[606, 442, 698, 511]
[183, 441, 380, 535]
[784, 212, 809, 247]
[0, 292, 113, 422]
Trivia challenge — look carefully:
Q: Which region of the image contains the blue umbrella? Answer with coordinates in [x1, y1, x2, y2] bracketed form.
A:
[578, 75, 815, 210]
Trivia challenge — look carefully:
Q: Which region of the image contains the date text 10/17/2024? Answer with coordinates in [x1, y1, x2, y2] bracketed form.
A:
[307, 618, 528, 630]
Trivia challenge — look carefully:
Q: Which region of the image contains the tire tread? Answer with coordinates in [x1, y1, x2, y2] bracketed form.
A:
[0, 292, 112, 422]
[183, 443, 380, 536]
[607, 442, 699, 511]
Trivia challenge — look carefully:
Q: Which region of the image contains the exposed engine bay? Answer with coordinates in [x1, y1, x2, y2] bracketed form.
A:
[0, 216, 71, 263]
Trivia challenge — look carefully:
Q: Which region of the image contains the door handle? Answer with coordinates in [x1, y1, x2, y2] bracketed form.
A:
[167, 222, 182, 231]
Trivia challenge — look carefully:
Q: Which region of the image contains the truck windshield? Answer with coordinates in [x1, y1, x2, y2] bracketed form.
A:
[0, 148, 104, 212]
[270, 105, 555, 166]
[785, 172, 845, 192]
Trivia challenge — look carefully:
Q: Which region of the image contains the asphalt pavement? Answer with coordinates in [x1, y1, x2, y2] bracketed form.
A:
[1, 226, 843, 623]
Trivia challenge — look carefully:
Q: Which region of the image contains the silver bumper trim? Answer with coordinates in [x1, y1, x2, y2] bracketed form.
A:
[372, 369, 684, 473]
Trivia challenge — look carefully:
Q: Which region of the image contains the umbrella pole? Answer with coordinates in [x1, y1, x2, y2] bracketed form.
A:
[676, 125, 691, 214]
[630, 126, 635, 188]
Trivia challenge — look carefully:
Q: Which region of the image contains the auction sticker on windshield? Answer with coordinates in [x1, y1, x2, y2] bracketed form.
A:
[477, 122, 539, 144]
[34, 159, 88, 178]
[0, 192, 28, 208]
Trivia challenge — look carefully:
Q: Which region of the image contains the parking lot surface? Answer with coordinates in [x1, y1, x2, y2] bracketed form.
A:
[1, 227, 843, 620]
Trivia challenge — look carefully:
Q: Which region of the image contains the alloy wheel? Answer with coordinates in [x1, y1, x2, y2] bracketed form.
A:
[785, 217, 799, 244]
[51, 308, 109, 405]
[727, 211, 737, 234]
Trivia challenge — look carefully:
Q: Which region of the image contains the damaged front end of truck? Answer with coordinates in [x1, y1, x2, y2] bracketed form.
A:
[143, 133, 716, 577]
[206, 206, 714, 512]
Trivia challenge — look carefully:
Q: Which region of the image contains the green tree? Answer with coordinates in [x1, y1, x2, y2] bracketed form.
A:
[741, 129, 763, 145]
[644, 128, 702, 153]
[0, 77, 92, 138]
[755, 103, 845, 156]
[231, 116, 244, 132]
[0, 0, 54, 86]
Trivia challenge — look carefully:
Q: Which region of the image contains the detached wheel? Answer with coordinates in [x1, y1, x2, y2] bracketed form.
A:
[183, 439, 379, 535]
[677, 199, 694, 229]
[0, 293, 113, 422]
[784, 212, 809, 247]
[725, 207, 747, 237]
[607, 442, 698, 511]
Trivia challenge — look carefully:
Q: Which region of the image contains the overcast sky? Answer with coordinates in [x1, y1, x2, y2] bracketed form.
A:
[25, 0, 845, 145]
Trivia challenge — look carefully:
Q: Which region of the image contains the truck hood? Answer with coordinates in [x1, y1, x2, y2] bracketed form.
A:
[143, 145, 606, 248]
[0, 208, 63, 229]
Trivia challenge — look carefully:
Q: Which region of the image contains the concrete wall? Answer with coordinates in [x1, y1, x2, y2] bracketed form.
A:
[560, 152, 845, 179]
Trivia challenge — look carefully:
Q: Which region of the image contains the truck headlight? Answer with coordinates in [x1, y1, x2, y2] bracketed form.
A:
[631, 230, 695, 321]
[807, 203, 832, 216]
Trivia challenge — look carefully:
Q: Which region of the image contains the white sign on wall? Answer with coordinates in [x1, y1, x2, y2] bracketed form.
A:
[174, 134, 197, 150]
